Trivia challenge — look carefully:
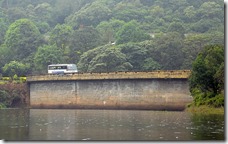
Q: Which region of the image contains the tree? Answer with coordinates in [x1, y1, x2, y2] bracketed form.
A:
[96, 19, 125, 44]
[182, 33, 224, 69]
[78, 44, 132, 72]
[120, 43, 148, 71]
[183, 6, 196, 21]
[198, 2, 223, 20]
[149, 5, 164, 18]
[0, 18, 8, 45]
[189, 45, 224, 107]
[6, 7, 27, 23]
[116, 20, 150, 44]
[149, 32, 184, 70]
[4, 19, 42, 61]
[0, 0, 224, 76]
[49, 24, 73, 59]
[96, 21, 115, 44]
[182, 33, 211, 69]
[112, 1, 147, 22]
[190, 19, 214, 33]
[66, 1, 112, 29]
[167, 22, 185, 35]
[0, 44, 10, 73]
[33, 2, 53, 25]
[140, 0, 154, 6]
[34, 44, 64, 74]
[142, 58, 161, 71]
[36, 22, 50, 34]
[69, 26, 102, 63]
[2, 61, 30, 77]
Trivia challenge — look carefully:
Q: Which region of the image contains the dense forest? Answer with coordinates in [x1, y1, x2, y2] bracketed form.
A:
[0, 0, 224, 76]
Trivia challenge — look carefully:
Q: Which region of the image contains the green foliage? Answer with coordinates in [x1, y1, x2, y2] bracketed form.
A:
[0, 83, 27, 108]
[34, 44, 64, 74]
[0, 18, 8, 45]
[120, 43, 148, 71]
[198, 1, 223, 19]
[68, 26, 102, 63]
[142, 58, 161, 71]
[189, 45, 224, 107]
[149, 32, 185, 70]
[167, 22, 185, 34]
[34, 3, 53, 22]
[0, 89, 10, 107]
[36, 22, 50, 34]
[116, 20, 151, 44]
[2, 61, 30, 77]
[182, 33, 212, 69]
[49, 24, 73, 61]
[13, 74, 18, 80]
[4, 19, 42, 61]
[96, 19, 125, 44]
[0, 44, 11, 71]
[190, 19, 214, 33]
[112, 1, 148, 22]
[0, 0, 224, 75]
[66, 1, 112, 28]
[50, 24, 73, 47]
[7, 7, 27, 23]
[0, 103, 6, 109]
[51, 0, 95, 25]
[78, 44, 132, 72]
[2, 77, 11, 81]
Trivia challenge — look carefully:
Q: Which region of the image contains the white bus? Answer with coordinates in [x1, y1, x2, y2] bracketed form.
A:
[48, 64, 78, 74]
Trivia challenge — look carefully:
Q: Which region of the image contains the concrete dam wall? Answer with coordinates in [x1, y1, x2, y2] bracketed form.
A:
[27, 71, 193, 110]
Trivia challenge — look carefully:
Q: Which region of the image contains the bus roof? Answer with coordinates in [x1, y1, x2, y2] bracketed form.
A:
[48, 64, 76, 67]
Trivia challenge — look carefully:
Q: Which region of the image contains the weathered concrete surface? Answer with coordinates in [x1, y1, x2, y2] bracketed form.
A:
[27, 70, 191, 82]
[29, 78, 193, 111]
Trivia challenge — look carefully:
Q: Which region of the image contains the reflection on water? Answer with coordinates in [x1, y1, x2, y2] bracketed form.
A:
[0, 109, 224, 141]
[0, 109, 29, 140]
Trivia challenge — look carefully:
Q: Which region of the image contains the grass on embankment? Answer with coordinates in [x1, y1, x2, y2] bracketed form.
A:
[185, 105, 224, 115]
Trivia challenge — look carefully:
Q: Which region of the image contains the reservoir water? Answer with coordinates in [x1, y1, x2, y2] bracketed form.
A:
[0, 109, 224, 141]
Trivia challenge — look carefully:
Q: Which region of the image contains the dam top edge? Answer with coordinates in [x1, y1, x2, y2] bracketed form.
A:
[26, 70, 191, 82]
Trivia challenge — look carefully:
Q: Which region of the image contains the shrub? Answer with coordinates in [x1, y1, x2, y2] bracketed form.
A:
[2, 61, 30, 77]
[0, 103, 6, 109]
[0, 83, 28, 108]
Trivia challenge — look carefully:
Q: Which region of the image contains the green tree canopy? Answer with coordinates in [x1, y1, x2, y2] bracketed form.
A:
[49, 24, 73, 62]
[96, 19, 125, 44]
[149, 32, 184, 70]
[0, 0, 224, 75]
[50, 24, 73, 50]
[66, 1, 112, 29]
[120, 43, 148, 71]
[0, 18, 8, 45]
[112, 1, 147, 22]
[6, 7, 27, 23]
[4, 18, 42, 61]
[78, 44, 132, 72]
[167, 22, 185, 34]
[34, 44, 64, 74]
[2, 61, 30, 77]
[116, 20, 150, 44]
[68, 26, 102, 63]
[189, 44, 224, 107]
[33, 2, 53, 25]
